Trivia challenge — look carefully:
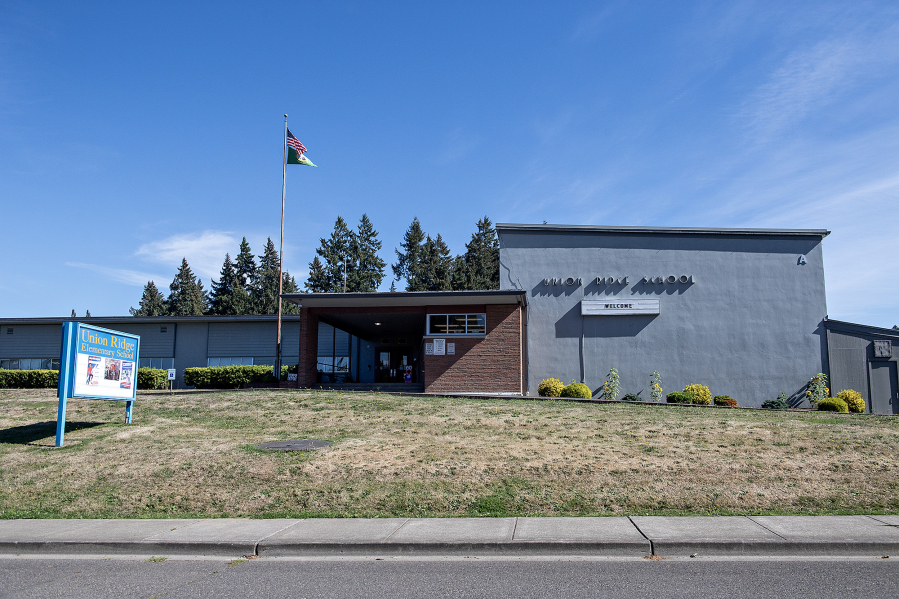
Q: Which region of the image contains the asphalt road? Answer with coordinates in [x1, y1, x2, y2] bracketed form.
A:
[2, 555, 899, 599]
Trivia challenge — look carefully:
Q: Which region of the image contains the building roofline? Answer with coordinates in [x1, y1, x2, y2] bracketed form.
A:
[0, 315, 303, 325]
[496, 223, 831, 237]
[282, 289, 527, 308]
[824, 317, 899, 339]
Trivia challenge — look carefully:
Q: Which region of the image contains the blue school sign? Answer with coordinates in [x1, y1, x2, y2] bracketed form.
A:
[56, 322, 141, 447]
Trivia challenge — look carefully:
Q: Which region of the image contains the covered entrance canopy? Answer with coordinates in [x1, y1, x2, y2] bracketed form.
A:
[282, 290, 527, 394]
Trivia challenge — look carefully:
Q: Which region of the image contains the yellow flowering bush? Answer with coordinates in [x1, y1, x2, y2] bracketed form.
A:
[684, 384, 712, 405]
[561, 380, 593, 399]
[836, 389, 865, 413]
[538, 378, 565, 397]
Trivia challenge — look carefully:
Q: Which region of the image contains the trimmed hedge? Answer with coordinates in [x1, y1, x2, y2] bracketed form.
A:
[622, 393, 641, 402]
[818, 397, 849, 413]
[0, 369, 59, 389]
[183, 365, 292, 389]
[538, 378, 565, 397]
[666, 391, 693, 404]
[560, 381, 592, 399]
[713, 395, 737, 407]
[137, 368, 169, 390]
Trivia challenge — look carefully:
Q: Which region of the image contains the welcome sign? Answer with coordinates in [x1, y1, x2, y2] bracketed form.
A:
[56, 322, 140, 446]
[72, 325, 139, 399]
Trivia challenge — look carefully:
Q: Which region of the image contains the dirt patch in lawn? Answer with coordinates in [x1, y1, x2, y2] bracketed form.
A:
[1, 388, 897, 518]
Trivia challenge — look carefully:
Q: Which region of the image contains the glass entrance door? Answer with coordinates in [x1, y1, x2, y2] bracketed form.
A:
[375, 347, 415, 383]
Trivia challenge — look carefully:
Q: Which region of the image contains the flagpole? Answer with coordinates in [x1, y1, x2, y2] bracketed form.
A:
[276, 114, 287, 381]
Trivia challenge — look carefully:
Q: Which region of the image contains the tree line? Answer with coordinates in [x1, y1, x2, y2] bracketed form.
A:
[130, 214, 498, 316]
[130, 237, 300, 316]
[305, 214, 498, 292]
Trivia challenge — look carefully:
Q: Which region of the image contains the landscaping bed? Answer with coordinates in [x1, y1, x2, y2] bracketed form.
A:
[1, 388, 897, 519]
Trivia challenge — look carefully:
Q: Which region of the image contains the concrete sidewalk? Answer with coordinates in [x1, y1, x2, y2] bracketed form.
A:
[1, 516, 898, 558]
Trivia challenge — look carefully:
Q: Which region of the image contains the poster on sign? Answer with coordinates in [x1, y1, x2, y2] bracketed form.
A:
[433, 339, 446, 355]
[71, 324, 140, 400]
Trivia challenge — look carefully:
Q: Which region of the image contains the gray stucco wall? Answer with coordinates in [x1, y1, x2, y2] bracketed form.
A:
[173, 322, 208, 388]
[0, 324, 61, 357]
[825, 321, 899, 414]
[499, 228, 829, 406]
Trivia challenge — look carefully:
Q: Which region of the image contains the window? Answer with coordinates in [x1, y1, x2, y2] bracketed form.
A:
[206, 357, 253, 367]
[317, 356, 349, 373]
[427, 314, 486, 336]
[139, 358, 175, 369]
[6, 328, 12, 334]
[0, 358, 58, 370]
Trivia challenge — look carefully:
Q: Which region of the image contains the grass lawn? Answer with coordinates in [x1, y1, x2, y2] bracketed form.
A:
[1, 388, 897, 519]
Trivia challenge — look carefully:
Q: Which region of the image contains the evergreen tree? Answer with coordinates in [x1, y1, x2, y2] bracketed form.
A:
[459, 216, 499, 290]
[305, 256, 329, 292]
[208, 254, 238, 315]
[71, 309, 76, 317]
[392, 217, 428, 291]
[281, 271, 301, 314]
[130, 281, 168, 316]
[254, 237, 282, 314]
[349, 213, 386, 292]
[450, 254, 468, 291]
[309, 217, 355, 292]
[421, 234, 454, 291]
[167, 258, 207, 316]
[86, 310, 91, 317]
[235, 237, 257, 291]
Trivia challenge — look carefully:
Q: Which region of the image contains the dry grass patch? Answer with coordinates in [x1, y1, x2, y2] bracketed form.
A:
[1, 388, 897, 518]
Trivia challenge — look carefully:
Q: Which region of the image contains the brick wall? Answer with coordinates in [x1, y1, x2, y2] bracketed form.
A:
[423, 304, 521, 394]
[297, 309, 319, 387]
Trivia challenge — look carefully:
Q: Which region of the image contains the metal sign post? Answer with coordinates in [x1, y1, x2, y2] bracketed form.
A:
[167, 368, 176, 393]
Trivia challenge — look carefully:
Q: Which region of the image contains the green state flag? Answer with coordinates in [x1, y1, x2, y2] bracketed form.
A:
[287, 146, 316, 166]
[286, 129, 316, 166]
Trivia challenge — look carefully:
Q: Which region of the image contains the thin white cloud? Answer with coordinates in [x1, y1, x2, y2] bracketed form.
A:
[134, 230, 238, 280]
[740, 23, 899, 142]
[435, 129, 480, 164]
[66, 263, 168, 287]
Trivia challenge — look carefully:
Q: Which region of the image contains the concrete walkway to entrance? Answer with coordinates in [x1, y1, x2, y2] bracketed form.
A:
[2, 516, 899, 558]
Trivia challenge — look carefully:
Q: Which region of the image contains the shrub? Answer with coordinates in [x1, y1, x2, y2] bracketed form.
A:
[649, 371, 664, 402]
[684, 384, 712, 405]
[0, 369, 59, 389]
[666, 391, 693, 404]
[836, 389, 865, 413]
[183, 365, 279, 389]
[818, 397, 848, 413]
[560, 381, 592, 399]
[137, 368, 168, 390]
[538, 378, 565, 397]
[622, 393, 641, 402]
[713, 395, 737, 407]
[600, 368, 620, 401]
[762, 393, 791, 410]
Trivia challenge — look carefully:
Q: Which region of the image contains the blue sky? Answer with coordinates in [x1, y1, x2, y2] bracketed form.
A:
[1, 1, 897, 327]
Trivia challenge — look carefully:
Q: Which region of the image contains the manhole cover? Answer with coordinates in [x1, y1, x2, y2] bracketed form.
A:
[255, 439, 332, 451]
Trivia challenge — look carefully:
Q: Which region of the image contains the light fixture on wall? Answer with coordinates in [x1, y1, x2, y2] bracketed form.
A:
[375, 322, 382, 326]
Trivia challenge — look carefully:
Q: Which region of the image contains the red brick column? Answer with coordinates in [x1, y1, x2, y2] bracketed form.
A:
[298, 308, 319, 387]
[423, 304, 522, 394]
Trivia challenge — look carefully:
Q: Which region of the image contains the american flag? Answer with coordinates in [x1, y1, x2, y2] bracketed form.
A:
[286, 128, 307, 155]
